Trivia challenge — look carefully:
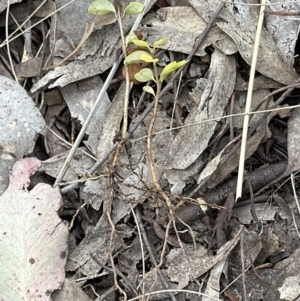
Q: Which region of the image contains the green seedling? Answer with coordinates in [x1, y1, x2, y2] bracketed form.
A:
[123, 2, 144, 15]
[124, 50, 158, 64]
[88, 0, 144, 18]
[88, 0, 187, 201]
[88, 0, 145, 139]
[88, 0, 116, 15]
[134, 68, 155, 83]
[87, 3, 188, 286]
[126, 37, 187, 84]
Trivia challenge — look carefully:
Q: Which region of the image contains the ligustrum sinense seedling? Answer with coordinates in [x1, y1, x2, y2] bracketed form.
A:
[125, 32, 187, 197]
[88, 0, 145, 140]
[88, 0, 187, 203]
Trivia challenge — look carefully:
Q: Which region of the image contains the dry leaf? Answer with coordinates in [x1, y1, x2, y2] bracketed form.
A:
[188, 0, 299, 85]
[0, 158, 69, 301]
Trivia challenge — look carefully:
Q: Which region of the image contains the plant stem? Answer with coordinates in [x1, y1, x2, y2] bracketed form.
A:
[146, 62, 161, 190]
[117, 8, 131, 139]
[147, 62, 173, 214]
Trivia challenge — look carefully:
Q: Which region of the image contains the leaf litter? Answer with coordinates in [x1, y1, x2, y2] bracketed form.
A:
[1, 0, 300, 300]
[0, 158, 68, 301]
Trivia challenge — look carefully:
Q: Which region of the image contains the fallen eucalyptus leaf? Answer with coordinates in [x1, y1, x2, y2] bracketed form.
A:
[0, 158, 69, 301]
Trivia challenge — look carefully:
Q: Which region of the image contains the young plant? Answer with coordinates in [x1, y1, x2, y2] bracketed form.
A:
[88, 0, 187, 198]
[88, 0, 144, 139]
[124, 36, 187, 192]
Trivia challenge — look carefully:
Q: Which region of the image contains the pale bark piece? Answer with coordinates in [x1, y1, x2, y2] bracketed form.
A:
[188, 0, 299, 85]
[233, 204, 289, 225]
[60, 76, 111, 155]
[278, 275, 300, 301]
[144, 6, 237, 56]
[0, 158, 69, 301]
[167, 50, 236, 171]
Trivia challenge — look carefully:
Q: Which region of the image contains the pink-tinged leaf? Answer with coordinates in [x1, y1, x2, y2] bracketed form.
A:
[0, 158, 69, 301]
[8, 157, 41, 191]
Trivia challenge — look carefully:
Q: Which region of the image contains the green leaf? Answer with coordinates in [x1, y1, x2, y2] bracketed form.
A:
[126, 31, 138, 47]
[124, 50, 151, 64]
[131, 39, 150, 52]
[140, 53, 159, 63]
[160, 60, 187, 82]
[153, 37, 169, 50]
[134, 68, 155, 83]
[124, 2, 144, 15]
[88, 0, 116, 15]
[143, 86, 155, 96]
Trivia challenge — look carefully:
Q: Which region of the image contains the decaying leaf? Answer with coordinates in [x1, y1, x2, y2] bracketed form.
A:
[66, 216, 122, 276]
[188, 0, 299, 85]
[52, 279, 93, 301]
[60, 75, 111, 155]
[0, 76, 45, 195]
[199, 89, 285, 191]
[265, 248, 300, 300]
[144, 6, 237, 56]
[265, 0, 300, 69]
[0, 158, 69, 301]
[142, 226, 243, 298]
[165, 49, 236, 194]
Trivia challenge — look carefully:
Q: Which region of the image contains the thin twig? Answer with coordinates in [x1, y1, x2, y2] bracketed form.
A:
[240, 232, 248, 301]
[130, 205, 145, 300]
[5, 0, 18, 82]
[0, 0, 75, 48]
[236, 0, 266, 201]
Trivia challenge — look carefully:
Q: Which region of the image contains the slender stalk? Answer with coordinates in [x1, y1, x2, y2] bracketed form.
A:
[146, 62, 161, 189]
[146, 62, 173, 215]
[236, 0, 266, 200]
[116, 8, 131, 138]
